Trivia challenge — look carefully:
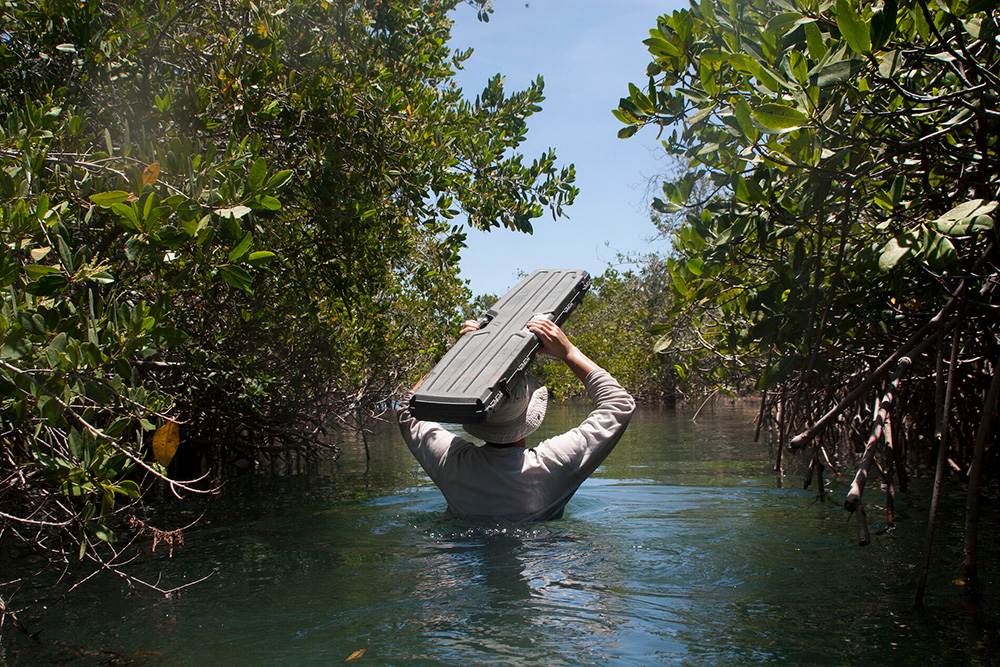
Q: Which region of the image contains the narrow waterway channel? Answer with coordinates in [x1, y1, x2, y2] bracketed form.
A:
[5, 400, 999, 665]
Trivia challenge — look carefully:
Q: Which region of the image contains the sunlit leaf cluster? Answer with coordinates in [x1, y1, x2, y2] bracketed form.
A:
[619, 0, 997, 396]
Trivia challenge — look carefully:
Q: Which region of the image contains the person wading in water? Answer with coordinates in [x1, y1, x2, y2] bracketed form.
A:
[398, 317, 635, 521]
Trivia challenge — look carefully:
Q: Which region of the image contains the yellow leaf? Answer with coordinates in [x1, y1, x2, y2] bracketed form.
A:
[345, 648, 367, 662]
[152, 422, 180, 467]
[142, 162, 160, 186]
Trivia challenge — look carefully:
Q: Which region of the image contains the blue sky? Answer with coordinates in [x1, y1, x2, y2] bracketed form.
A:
[447, 0, 684, 297]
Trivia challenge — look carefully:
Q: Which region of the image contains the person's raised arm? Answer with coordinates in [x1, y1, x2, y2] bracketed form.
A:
[525, 318, 599, 383]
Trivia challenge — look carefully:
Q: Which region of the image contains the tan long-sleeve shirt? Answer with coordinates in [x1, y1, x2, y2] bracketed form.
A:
[397, 368, 635, 521]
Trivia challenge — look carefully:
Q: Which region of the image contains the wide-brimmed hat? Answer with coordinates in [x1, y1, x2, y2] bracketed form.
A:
[463, 374, 548, 444]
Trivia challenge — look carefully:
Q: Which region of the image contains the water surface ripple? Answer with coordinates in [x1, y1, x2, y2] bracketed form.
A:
[5, 402, 999, 666]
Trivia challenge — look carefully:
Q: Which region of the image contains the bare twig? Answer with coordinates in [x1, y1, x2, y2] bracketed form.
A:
[845, 357, 912, 517]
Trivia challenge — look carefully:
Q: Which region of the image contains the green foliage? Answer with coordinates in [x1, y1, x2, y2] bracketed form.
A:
[617, 0, 1000, 593]
[618, 0, 998, 402]
[0, 0, 577, 594]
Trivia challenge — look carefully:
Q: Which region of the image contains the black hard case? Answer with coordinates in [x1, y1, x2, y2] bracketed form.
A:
[409, 269, 590, 424]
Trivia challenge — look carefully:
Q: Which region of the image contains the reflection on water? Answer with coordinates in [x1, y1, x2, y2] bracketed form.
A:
[5, 400, 1000, 665]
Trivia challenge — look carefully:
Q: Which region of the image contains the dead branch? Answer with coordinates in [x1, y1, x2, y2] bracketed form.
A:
[845, 357, 912, 516]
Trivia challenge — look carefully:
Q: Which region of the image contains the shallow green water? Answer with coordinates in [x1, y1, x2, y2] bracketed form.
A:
[5, 401, 1000, 665]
